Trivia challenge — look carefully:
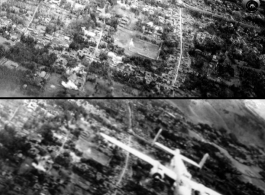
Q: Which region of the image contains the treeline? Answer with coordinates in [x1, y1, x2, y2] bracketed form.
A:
[237, 66, 265, 97]
[69, 33, 97, 51]
[0, 66, 40, 96]
[0, 124, 28, 159]
[5, 35, 57, 71]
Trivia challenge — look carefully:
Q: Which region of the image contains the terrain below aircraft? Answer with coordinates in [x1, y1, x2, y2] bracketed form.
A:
[100, 132, 222, 195]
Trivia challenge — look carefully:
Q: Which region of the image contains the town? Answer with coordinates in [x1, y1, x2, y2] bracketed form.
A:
[0, 0, 265, 97]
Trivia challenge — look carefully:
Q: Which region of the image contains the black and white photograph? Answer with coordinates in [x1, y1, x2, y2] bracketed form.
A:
[0, 0, 264, 97]
[0, 99, 265, 195]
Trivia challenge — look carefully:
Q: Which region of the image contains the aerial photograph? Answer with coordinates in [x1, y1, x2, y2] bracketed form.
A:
[1, 99, 265, 195]
[0, 0, 264, 97]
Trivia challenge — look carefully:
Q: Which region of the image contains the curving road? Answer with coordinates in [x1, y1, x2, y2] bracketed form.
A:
[116, 136, 131, 185]
[114, 101, 132, 194]
[171, 0, 261, 96]
[172, 0, 183, 96]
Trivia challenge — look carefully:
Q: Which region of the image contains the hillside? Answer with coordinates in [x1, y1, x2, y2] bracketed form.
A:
[169, 99, 265, 148]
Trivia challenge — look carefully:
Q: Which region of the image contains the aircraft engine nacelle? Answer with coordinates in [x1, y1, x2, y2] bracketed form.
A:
[150, 166, 164, 180]
[242, 0, 260, 12]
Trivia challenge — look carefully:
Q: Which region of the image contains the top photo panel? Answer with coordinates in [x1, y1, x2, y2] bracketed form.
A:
[0, 0, 264, 97]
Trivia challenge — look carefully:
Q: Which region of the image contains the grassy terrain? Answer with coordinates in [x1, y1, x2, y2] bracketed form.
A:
[129, 38, 159, 60]
[114, 28, 159, 60]
[169, 100, 265, 148]
[42, 73, 64, 97]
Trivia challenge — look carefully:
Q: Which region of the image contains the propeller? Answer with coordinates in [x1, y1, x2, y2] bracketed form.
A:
[140, 177, 153, 186]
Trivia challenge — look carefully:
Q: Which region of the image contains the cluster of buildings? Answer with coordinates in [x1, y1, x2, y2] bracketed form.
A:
[137, 5, 182, 42]
[142, 22, 164, 41]
[0, 100, 56, 134]
[0, 16, 21, 42]
[81, 26, 104, 46]
[111, 0, 186, 92]
[46, 0, 86, 12]
[0, 0, 180, 95]
[0, 17, 12, 29]
[62, 63, 87, 90]
[0, 0, 73, 45]
[117, 0, 139, 9]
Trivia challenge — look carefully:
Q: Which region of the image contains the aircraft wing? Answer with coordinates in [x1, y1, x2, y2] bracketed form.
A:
[100, 133, 160, 167]
[101, 133, 179, 178]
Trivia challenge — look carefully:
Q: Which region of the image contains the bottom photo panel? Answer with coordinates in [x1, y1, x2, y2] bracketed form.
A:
[0, 99, 265, 195]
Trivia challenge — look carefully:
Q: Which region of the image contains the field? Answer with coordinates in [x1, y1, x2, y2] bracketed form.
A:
[112, 81, 139, 97]
[0, 36, 7, 44]
[0, 59, 28, 71]
[114, 28, 134, 48]
[129, 37, 160, 60]
[0, 36, 12, 45]
[42, 73, 64, 97]
[114, 28, 160, 60]
[84, 81, 96, 96]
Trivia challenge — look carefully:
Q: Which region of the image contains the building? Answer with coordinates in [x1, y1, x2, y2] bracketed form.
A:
[54, 57, 68, 68]
[37, 71, 50, 80]
[119, 17, 130, 27]
[81, 27, 96, 38]
[108, 52, 123, 65]
[50, 0, 60, 6]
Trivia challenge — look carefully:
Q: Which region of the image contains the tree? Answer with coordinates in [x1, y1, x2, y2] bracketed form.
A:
[0, 125, 28, 154]
[108, 0, 117, 6]
[67, 58, 78, 68]
[64, 2, 72, 11]
[116, 47, 124, 55]
[69, 41, 79, 50]
[20, 34, 36, 47]
[60, 0, 67, 7]
[0, 45, 6, 58]
[130, 7, 140, 16]
[45, 24, 55, 35]
[108, 16, 119, 30]
[90, 12, 97, 26]
[56, 17, 64, 28]
[21, 61, 38, 70]
[55, 153, 72, 168]
[99, 51, 108, 61]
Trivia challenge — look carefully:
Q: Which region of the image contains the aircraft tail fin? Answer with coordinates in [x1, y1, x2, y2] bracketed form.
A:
[152, 129, 209, 169]
[199, 153, 209, 169]
[152, 128, 163, 145]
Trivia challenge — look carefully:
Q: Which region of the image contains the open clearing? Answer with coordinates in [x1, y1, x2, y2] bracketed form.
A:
[114, 28, 159, 60]
[43, 73, 63, 97]
[129, 37, 160, 60]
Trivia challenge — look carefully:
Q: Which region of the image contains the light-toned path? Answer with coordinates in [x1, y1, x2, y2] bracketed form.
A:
[172, 0, 183, 95]
[113, 101, 132, 194]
